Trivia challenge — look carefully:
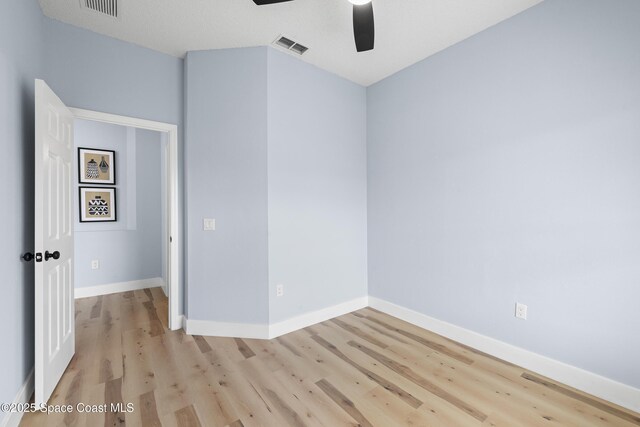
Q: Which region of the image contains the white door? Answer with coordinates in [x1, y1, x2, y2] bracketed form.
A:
[34, 79, 75, 405]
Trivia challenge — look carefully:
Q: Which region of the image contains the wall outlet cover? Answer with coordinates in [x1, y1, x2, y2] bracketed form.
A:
[276, 284, 284, 297]
[515, 302, 528, 320]
[91, 260, 100, 270]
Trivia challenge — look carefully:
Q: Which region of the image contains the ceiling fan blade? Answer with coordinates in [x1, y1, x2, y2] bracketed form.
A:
[353, 2, 375, 52]
[253, 0, 294, 4]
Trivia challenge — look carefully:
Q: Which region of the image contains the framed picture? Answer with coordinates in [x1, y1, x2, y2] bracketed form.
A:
[78, 147, 116, 185]
[79, 187, 117, 222]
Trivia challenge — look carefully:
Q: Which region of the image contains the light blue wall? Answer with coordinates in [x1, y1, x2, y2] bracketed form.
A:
[185, 48, 269, 323]
[267, 49, 368, 322]
[74, 120, 163, 288]
[133, 128, 164, 282]
[0, 0, 44, 409]
[367, 0, 640, 388]
[43, 17, 185, 311]
[43, 19, 183, 126]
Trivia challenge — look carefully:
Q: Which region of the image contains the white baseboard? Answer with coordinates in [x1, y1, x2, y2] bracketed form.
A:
[1, 369, 34, 427]
[184, 296, 368, 340]
[368, 296, 640, 414]
[269, 296, 368, 339]
[74, 277, 165, 299]
[185, 318, 269, 339]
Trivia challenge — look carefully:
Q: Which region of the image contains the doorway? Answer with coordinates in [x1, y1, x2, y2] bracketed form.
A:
[70, 108, 181, 331]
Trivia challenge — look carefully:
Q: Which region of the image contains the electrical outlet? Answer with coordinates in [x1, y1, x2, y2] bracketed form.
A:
[91, 260, 100, 270]
[203, 218, 216, 231]
[515, 302, 528, 320]
[276, 284, 284, 297]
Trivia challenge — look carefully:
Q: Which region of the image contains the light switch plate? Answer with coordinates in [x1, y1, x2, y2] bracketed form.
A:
[203, 218, 216, 231]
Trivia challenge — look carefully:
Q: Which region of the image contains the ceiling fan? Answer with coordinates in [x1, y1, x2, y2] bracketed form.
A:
[252, 0, 375, 52]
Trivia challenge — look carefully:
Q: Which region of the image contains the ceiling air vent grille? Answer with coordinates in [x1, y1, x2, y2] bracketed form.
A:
[273, 35, 309, 56]
[83, 0, 119, 18]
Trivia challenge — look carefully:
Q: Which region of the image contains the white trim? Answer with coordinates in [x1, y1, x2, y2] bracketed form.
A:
[184, 296, 368, 340]
[185, 319, 269, 339]
[1, 369, 34, 427]
[368, 297, 640, 414]
[70, 108, 177, 133]
[74, 278, 165, 299]
[70, 108, 182, 331]
[269, 297, 369, 338]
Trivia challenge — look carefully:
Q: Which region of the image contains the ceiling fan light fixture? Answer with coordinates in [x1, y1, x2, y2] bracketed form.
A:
[349, 0, 372, 5]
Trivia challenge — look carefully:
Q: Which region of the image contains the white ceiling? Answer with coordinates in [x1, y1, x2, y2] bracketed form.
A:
[38, 0, 542, 86]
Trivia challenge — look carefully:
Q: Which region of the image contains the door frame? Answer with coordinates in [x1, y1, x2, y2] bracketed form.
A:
[70, 108, 182, 330]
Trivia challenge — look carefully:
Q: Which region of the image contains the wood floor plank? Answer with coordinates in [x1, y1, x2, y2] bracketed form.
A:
[143, 300, 165, 337]
[175, 404, 202, 427]
[246, 337, 330, 383]
[237, 357, 326, 427]
[213, 367, 291, 427]
[360, 385, 437, 426]
[62, 368, 84, 426]
[104, 377, 125, 426]
[193, 335, 213, 354]
[154, 291, 170, 329]
[304, 325, 321, 336]
[241, 339, 285, 371]
[173, 337, 240, 426]
[261, 388, 308, 427]
[147, 343, 193, 417]
[383, 341, 585, 426]
[348, 313, 411, 345]
[139, 390, 162, 427]
[329, 318, 389, 349]
[522, 372, 640, 426]
[362, 314, 475, 365]
[411, 393, 485, 427]
[122, 327, 157, 401]
[234, 338, 256, 359]
[349, 340, 488, 422]
[96, 295, 123, 384]
[311, 334, 423, 409]
[271, 369, 359, 427]
[90, 296, 103, 319]
[275, 336, 303, 357]
[286, 333, 380, 399]
[315, 378, 374, 427]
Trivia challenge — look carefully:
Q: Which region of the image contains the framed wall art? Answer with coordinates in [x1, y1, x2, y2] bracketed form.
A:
[79, 187, 117, 222]
[78, 147, 116, 185]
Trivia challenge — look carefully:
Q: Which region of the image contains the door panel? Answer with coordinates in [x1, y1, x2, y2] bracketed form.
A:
[35, 79, 75, 405]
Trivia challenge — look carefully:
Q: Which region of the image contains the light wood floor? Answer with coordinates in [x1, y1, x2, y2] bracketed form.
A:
[21, 288, 640, 427]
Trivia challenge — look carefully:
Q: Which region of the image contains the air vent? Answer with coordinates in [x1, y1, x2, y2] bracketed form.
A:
[290, 44, 308, 55]
[273, 35, 309, 56]
[275, 37, 295, 49]
[82, 0, 119, 18]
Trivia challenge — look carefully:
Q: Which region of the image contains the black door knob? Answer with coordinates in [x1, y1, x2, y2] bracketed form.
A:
[45, 251, 60, 261]
[21, 252, 35, 262]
